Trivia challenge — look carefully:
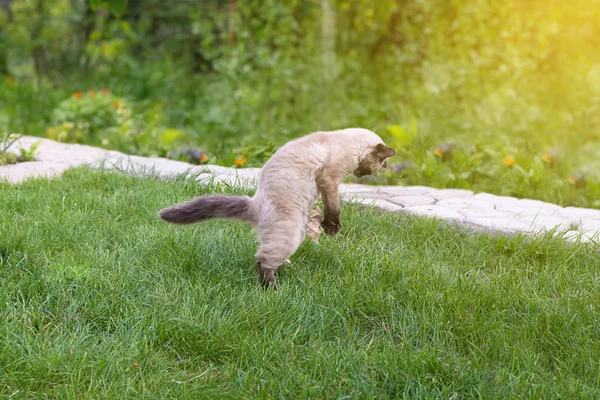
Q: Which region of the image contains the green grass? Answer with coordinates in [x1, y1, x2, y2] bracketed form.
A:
[1, 168, 599, 398]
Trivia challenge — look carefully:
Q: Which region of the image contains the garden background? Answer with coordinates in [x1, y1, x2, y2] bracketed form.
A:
[2, 0, 600, 207]
[3, 2, 600, 397]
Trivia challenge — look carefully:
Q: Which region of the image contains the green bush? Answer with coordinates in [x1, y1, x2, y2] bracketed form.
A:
[43, 90, 194, 159]
[352, 125, 600, 208]
[45, 89, 131, 144]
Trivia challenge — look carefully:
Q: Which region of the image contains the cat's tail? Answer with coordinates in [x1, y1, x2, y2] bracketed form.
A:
[158, 195, 257, 225]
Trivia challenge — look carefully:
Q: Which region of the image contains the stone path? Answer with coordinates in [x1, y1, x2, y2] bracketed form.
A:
[2, 136, 600, 244]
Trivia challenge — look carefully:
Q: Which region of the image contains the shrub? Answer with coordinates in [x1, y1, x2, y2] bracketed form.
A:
[45, 89, 131, 144]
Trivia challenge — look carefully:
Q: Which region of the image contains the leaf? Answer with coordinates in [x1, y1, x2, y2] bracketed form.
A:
[160, 129, 182, 145]
[386, 125, 413, 147]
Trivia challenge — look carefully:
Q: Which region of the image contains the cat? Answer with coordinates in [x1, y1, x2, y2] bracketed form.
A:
[159, 128, 396, 289]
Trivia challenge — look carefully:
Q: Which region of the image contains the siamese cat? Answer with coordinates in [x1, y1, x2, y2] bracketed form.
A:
[159, 128, 396, 289]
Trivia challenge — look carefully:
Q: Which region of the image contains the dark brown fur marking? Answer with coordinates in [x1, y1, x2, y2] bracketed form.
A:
[317, 169, 343, 236]
[321, 218, 341, 235]
[158, 195, 255, 224]
[354, 144, 396, 177]
[257, 261, 277, 290]
[376, 143, 396, 158]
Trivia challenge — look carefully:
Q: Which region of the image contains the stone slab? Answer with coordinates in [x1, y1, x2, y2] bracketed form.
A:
[350, 197, 405, 212]
[402, 205, 465, 221]
[374, 186, 438, 196]
[516, 215, 574, 232]
[341, 191, 387, 202]
[579, 220, 600, 232]
[558, 207, 600, 220]
[388, 195, 437, 207]
[464, 216, 531, 234]
[0, 161, 73, 183]
[437, 198, 494, 210]
[339, 184, 381, 194]
[12, 136, 122, 165]
[458, 208, 510, 219]
[430, 188, 474, 200]
[495, 203, 561, 216]
[561, 230, 600, 244]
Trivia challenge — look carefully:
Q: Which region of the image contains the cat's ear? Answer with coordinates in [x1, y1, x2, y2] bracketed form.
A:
[375, 143, 396, 158]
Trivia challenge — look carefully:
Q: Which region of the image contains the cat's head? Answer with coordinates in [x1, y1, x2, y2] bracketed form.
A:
[353, 138, 396, 178]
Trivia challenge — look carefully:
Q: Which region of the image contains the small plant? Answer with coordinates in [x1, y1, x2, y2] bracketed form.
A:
[18, 140, 41, 162]
[0, 133, 40, 165]
[1, 133, 21, 165]
[0, 151, 17, 165]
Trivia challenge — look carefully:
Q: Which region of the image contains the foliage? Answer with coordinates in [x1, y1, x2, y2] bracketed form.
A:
[2, 0, 600, 207]
[352, 129, 600, 208]
[49, 90, 129, 135]
[45, 89, 131, 143]
[0, 133, 19, 165]
[0, 133, 40, 165]
[0, 150, 17, 165]
[18, 138, 40, 162]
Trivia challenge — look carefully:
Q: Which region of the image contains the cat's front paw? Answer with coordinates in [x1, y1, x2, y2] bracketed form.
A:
[321, 218, 341, 236]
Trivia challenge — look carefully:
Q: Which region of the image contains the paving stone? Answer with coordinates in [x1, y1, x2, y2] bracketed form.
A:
[97, 156, 261, 188]
[190, 165, 261, 188]
[13, 136, 121, 165]
[388, 195, 437, 207]
[516, 198, 562, 211]
[561, 230, 600, 244]
[578, 220, 600, 232]
[339, 184, 380, 194]
[351, 197, 404, 212]
[402, 205, 465, 221]
[430, 188, 474, 200]
[516, 215, 574, 232]
[97, 155, 194, 177]
[501, 208, 560, 218]
[556, 207, 600, 221]
[458, 208, 511, 219]
[464, 217, 531, 234]
[437, 198, 494, 209]
[580, 229, 600, 241]
[392, 185, 437, 192]
[474, 195, 562, 217]
[0, 161, 73, 183]
[341, 191, 387, 202]
[495, 202, 561, 216]
[376, 186, 439, 196]
[473, 193, 519, 203]
[511, 210, 562, 220]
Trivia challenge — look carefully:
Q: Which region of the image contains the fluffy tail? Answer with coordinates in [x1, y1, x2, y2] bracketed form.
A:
[158, 195, 256, 225]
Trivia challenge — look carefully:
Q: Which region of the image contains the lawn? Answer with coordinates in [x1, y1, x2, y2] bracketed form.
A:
[1, 168, 599, 398]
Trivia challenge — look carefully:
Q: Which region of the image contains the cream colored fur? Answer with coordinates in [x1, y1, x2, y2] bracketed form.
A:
[159, 128, 395, 288]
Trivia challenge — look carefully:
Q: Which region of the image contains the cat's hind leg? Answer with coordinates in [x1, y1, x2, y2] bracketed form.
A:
[255, 217, 305, 290]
